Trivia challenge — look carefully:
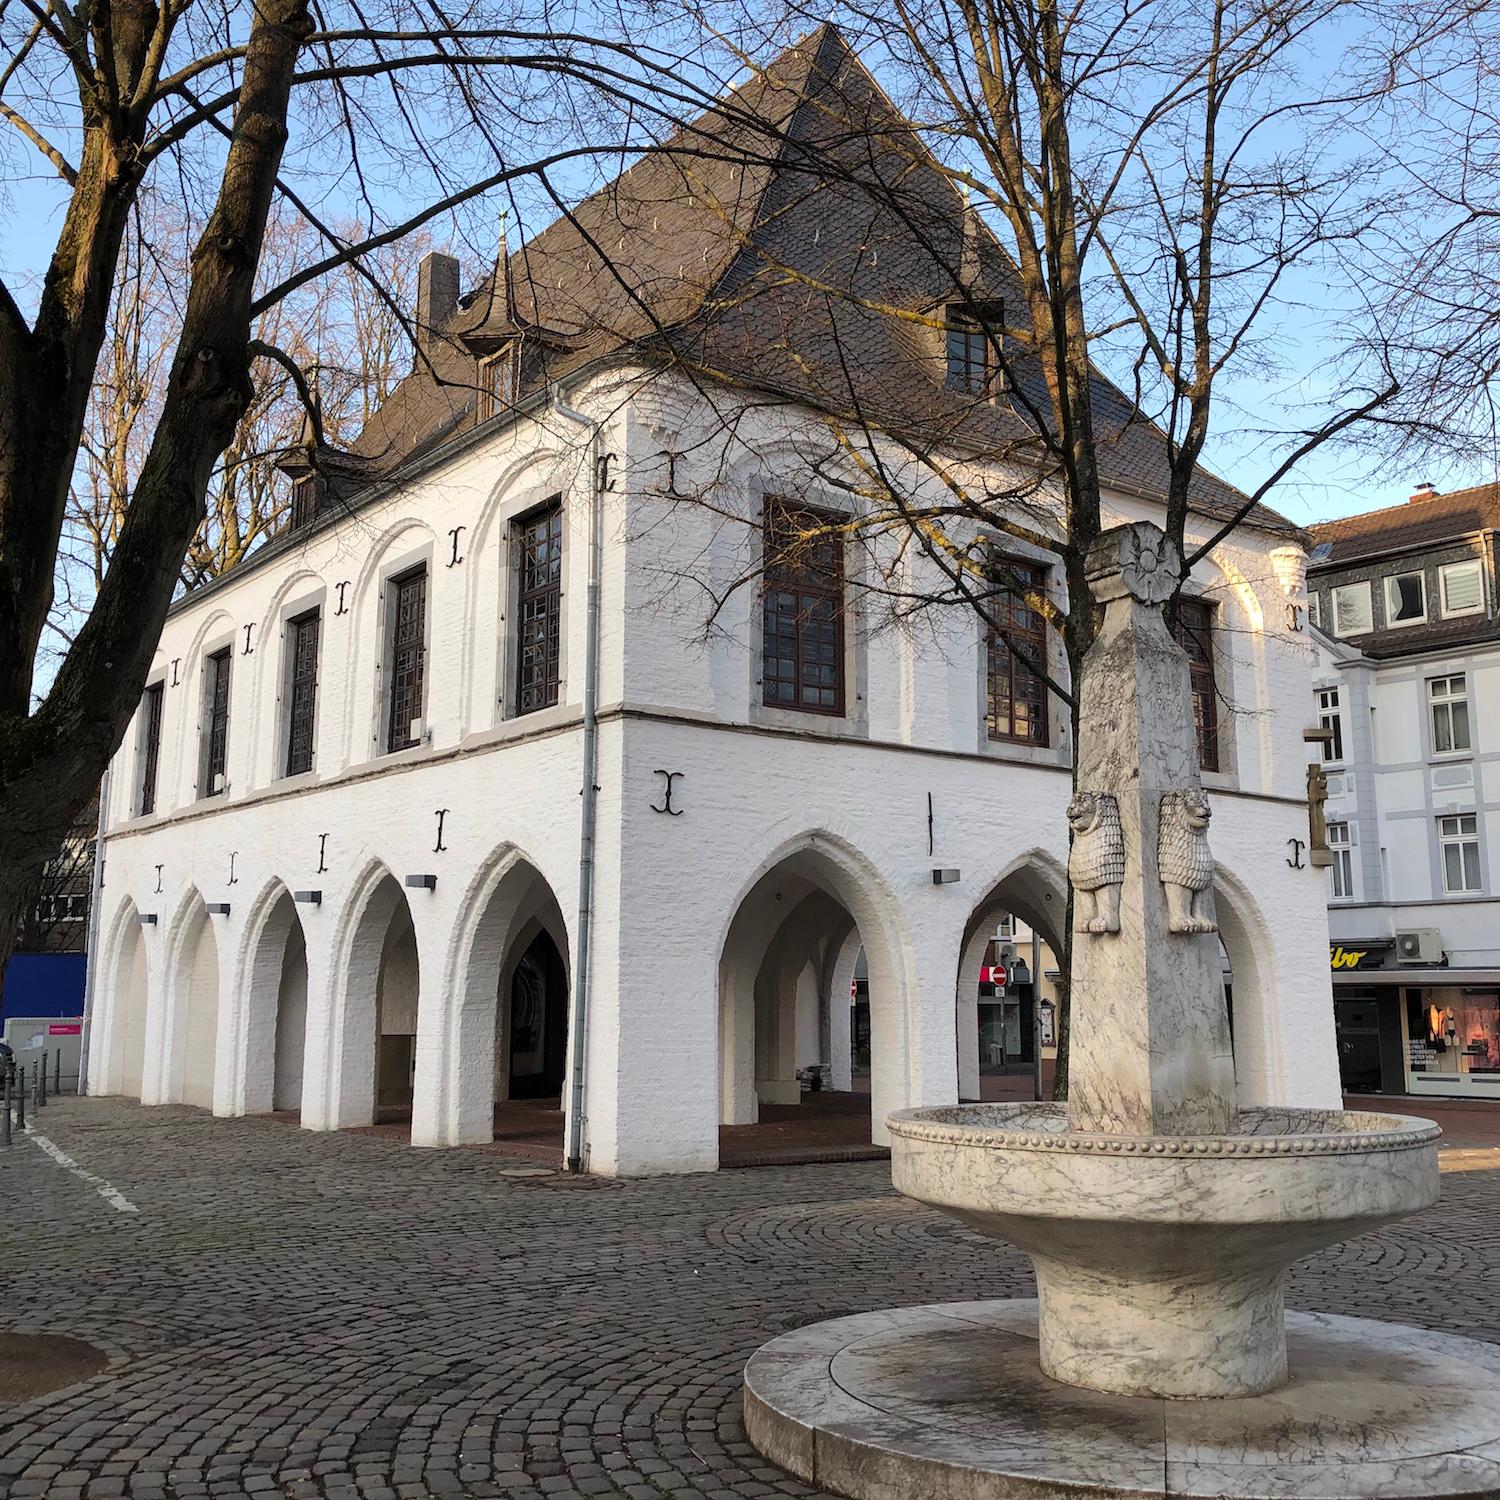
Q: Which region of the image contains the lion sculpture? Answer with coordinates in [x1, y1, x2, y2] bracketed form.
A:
[1066, 792, 1124, 934]
[1157, 789, 1217, 934]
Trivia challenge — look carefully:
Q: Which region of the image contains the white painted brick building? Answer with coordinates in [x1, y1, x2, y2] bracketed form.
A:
[84, 28, 1342, 1173]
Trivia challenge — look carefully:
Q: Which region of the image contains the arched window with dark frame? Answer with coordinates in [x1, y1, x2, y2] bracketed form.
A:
[761, 498, 845, 715]
[202, 648, 232, 795]
[515, 500, 563, 715]
[284, 608, 321, 776]
[986, 555, 1049, 746]
[386, 567, 427, 753]
[138, 682, 164, 815]
[1172, 597, 1220, 772]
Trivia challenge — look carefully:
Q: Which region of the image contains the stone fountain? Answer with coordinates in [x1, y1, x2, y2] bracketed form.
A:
[744, 524, 1500, 1499]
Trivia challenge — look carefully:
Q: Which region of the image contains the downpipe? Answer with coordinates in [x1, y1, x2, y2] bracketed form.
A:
[549, 383, 605, 1173]
[78, 766, 112, 1095]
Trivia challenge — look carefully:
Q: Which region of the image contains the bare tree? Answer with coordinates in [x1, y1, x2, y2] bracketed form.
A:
[554, 6, 1442, 1087]
[0, 0, 745, 985]
[1332, 5, 1500, 473]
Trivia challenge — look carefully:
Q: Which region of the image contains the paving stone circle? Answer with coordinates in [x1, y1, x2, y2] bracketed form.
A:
[0, 1098, 1495, 1499]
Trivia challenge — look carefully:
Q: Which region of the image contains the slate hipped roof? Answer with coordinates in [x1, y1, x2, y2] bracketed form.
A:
[351, 25, 1292, 536]
[1309, 482, 1500, 565]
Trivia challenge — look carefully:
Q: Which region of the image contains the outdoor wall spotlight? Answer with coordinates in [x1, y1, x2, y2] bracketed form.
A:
[932, 868, 961, 885]
[405, 874, 437, 891]
[293, 890, 322, 906]
[206, 903, 231, 916]
[136, 913, 158, 926]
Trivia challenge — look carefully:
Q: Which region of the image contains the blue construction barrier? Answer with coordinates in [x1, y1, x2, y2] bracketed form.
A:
[2, 952, 88, 1023]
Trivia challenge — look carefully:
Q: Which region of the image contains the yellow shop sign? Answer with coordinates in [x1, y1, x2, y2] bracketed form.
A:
[1330, 945, 1370, 971]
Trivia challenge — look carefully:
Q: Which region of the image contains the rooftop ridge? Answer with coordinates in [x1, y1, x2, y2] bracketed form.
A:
[1310, 480, 1500, 537]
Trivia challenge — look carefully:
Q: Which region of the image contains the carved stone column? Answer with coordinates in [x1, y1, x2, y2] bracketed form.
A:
[1065, 523, 1237, 1136]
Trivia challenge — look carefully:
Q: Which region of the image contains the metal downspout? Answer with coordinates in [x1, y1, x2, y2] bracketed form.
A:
[550, 384, 604, 1173]
[78, 767, 112, 1094]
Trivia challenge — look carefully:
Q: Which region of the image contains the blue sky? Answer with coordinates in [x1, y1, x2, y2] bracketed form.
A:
[0, 19, 1479, 533]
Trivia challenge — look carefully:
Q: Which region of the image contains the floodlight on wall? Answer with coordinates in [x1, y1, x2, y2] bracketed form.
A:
[137, 913, 158, 926]
[932, 868, 961, 885]
[293, 890, 322, 906]
[405, 873, 437, 891]
[206, 902, 231, 917]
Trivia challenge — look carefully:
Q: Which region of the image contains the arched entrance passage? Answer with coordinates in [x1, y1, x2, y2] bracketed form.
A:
[718, 837, 908, 1155]
[1213, 869, 1277, 1104]
[445, 854, 570, 1150]
[102, 902, 150, 1099]
[165, 893, 221, 1110]
[956, 858, 1067, 1104]
[324, 868, 421, 1130]
[239, 885, 310, 1116]
[507, 929, 568, 1100]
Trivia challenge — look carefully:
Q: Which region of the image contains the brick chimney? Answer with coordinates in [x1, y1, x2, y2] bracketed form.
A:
[415, 251, 460, 356]
[1409, 482, 1440, 504]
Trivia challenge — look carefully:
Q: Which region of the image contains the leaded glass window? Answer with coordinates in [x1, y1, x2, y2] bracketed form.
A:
[761, 500, 844, 715]
[516, 503, 563, 715]
[285, 609, 321, 776]
[387, 568, 427, 752]
[139, 682, 164, 815]
[1172, 599, 1220, 773]
[986, 557, 1048, 746]
[203, 648, 231, 795]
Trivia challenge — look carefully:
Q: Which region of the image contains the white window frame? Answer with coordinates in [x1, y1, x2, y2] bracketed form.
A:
[1438, 813, 1482, 894]
[1331, 581, 1373, 637]
[1327, 820, 1354, 901]
[1439, 559, 1485, 618]
[1383, 571, 1427, 628]
[1429, 674, 1472, 756]
[1307, 592, 1321, 629]
[1317, 686, 1344, 764]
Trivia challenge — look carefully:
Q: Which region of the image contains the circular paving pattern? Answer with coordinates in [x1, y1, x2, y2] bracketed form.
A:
[1, 1098, 1497, 1499]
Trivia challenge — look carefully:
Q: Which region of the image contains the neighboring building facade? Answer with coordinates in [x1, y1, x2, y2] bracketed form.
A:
[1308, 483, 1500, 1100]
[85, 29, 1341, 1174]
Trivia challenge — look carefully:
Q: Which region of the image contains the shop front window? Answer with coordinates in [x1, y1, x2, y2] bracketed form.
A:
[1407, 991, 1500, 1079]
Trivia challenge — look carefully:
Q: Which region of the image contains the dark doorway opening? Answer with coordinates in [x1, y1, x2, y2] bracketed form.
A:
[509, 931, 567, 1099]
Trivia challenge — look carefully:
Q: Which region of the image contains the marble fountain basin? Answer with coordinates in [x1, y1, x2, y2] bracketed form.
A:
[888, 1102, 1440, 1399]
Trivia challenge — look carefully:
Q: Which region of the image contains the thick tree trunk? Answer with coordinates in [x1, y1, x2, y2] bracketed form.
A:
[0, 0, 313, 996]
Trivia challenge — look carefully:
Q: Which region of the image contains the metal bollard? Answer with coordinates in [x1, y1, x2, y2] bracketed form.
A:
[53, 1049, 61, 1097]
[3, 1070, 10, 1146]
[16, 1066, 25, 1130]
[37, 1051, 46, 1108]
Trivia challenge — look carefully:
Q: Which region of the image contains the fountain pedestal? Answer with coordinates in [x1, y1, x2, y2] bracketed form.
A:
[742, 524, 1471, 1498]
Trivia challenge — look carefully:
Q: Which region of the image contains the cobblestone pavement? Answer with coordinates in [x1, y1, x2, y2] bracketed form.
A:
[2, 1098, 1498, 1500]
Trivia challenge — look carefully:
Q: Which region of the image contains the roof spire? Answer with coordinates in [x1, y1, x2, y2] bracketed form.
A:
[297, 363, 323, 450]
[499, 207, 518, 327]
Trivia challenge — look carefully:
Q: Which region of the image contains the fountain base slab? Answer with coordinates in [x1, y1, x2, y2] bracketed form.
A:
[745, 1300, 1500, 1499]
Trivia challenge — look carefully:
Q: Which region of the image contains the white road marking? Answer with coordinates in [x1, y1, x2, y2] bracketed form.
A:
[23, 1126, 139, 1214]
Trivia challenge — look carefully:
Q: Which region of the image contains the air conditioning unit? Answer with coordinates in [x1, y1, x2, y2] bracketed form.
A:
[1396, 929, 1443, 965]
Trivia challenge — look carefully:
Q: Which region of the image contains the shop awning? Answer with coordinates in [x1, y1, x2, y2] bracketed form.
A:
[1331, 969, 1500, 986]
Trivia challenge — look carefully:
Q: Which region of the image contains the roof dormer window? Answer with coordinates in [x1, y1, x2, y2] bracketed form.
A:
[945, 312, 991, 396]
[1384, 571, 1427, 627]
[478, 346, 517, 420]
[289, 472, 322, 531]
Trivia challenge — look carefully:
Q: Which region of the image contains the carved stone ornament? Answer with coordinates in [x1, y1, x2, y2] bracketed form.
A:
[1067, 792, 1124, 934]
[1158, 789, 1217, 933]
[1084, 520, 1182, 606]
